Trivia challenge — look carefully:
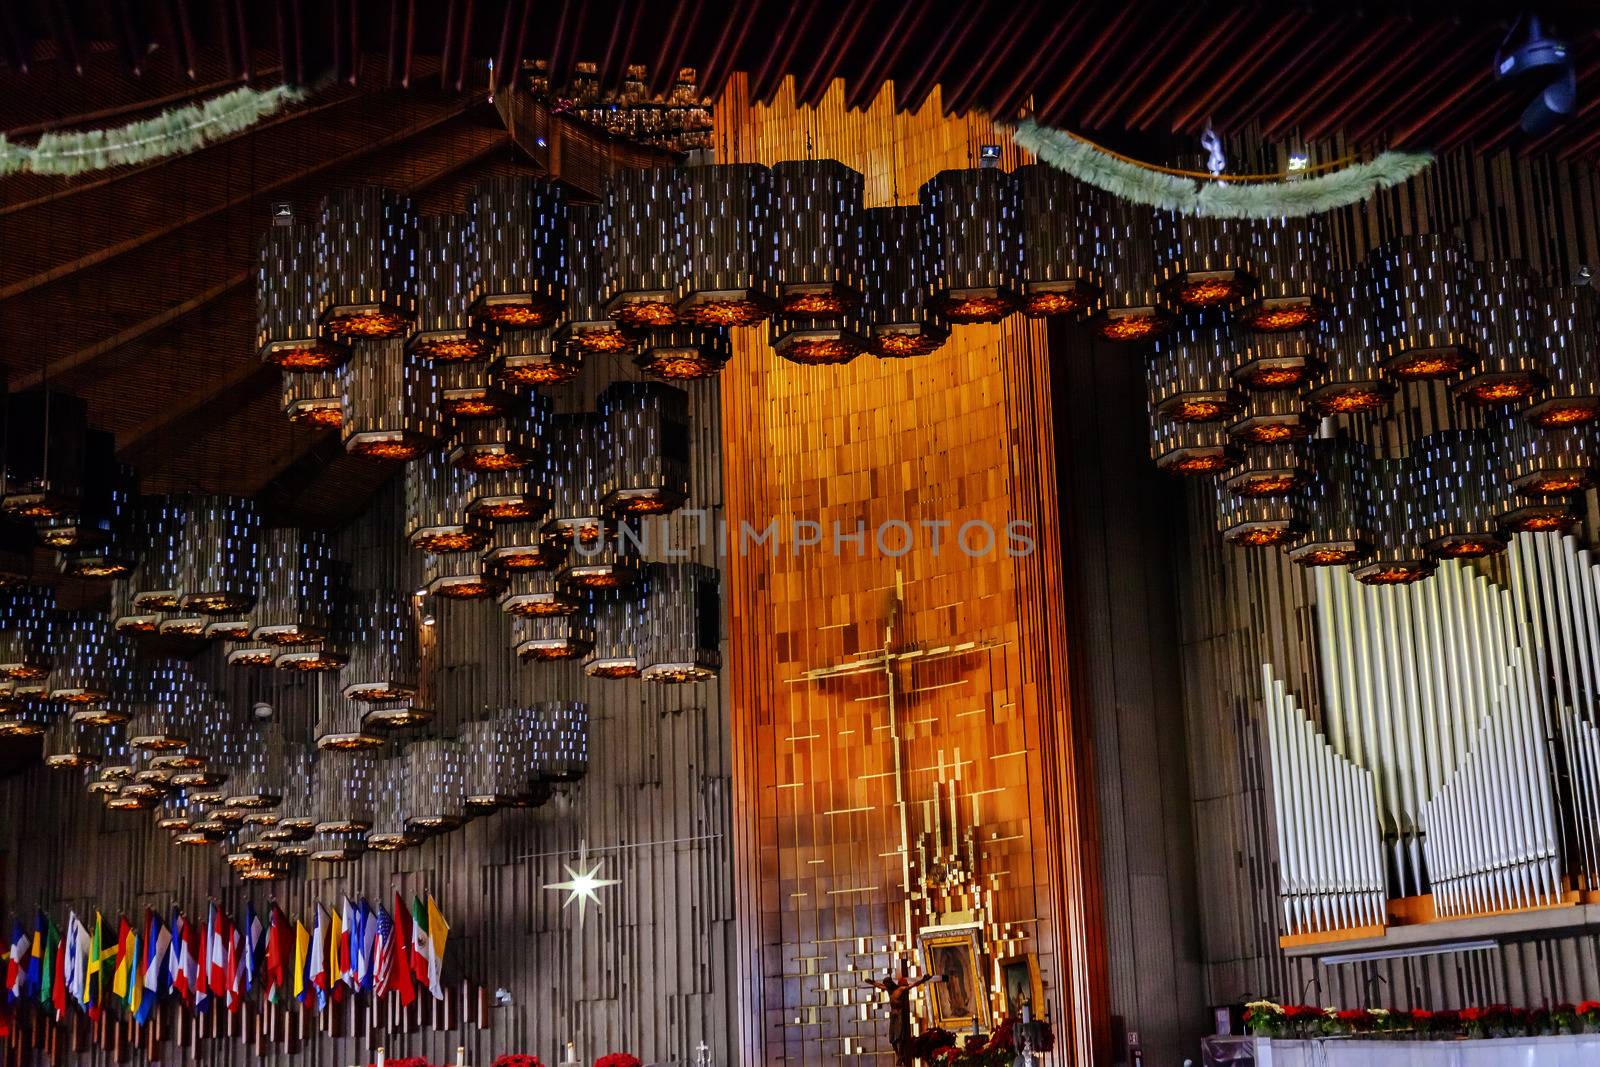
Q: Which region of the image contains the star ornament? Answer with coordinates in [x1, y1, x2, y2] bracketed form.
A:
[544, 841, 621, 929]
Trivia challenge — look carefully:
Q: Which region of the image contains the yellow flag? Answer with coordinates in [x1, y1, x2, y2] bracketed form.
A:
[327, 906, 343, 987]
[293, 921, 309, 999]
[426, 895, 449, 978]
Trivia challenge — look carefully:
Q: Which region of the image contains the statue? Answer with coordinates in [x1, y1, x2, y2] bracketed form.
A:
[867, 965, 938, 1067]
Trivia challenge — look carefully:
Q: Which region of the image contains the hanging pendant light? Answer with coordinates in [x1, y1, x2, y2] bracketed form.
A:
[409, 213, 492, 362]
[1351, 455, 1436, 584]
[637, 327, 734, 380]
[154, 793, 192, 831]
[1308, 270, 1394, 416]
[862, 206, 949, 357]
[603, 166, 687, 328]
[315, 675, 381, 749]
[560, 526, 643, 589]
[282, 367, 345, 430]
[1155, 211, 1255, 311]
[227, 642, 278, 668]
[460, 718, 508, 813]
[126, 496, 186, 617]
[48, 611, 124, 712]
[642, 562, 720, 682]
[55, 463, 137, 579]
[463, 706, 541, 810]
[1527, 284, 1600, 426]
[483, 520, 563, 574]
[1502, 418, 1595, 505]
[124, 662, 193, 751]
[36, 440, 121, 550]
[1088, 199, 1172, 342]
[534, 700, 590, 783]
[308, 830, 367, 863]
[41, 715, 103, 769]
[1370, 234, 1476, 381]
[600, 381, 690, 516]
[1150, 419, 1240, 475]
[1016, 164, 1102, 318]
[177, 495, 261, 615]
[1238, 216, 1332, 333]
[258, 220, 347, 369]
[317, 186, 417, 339]
[264, 743, 315, 840]
[449, 393, 551, 473]
[470, 466, 552, 525]
[341, 589, 419, 703]
[313, 748, 376, 831]
[0, 588, 53, 681]
[1419, 429, 1507, 558]
[495, 328, 581, 387]
[1229, 388, 1312, 446]
[513, 611, 594, 661]
[1, 389, 89, 520]
[920, 167, 1021, 323]
[402, 738, 469, 833]
[1148, 314, 1241, 424]
[440, 358, 517, 419]
[501, 567, 582, 617]
[406, 449, 486, 553]
[772, 159, 864, 316]
[678, 163, 778, 326]
[1233, 330, 1324, 391]
[544, 413, 607, 544]
[367, 756, 417, 850]
[221, 723, 286, 808]
[771, 310, 870, 365]
[273, 632, 349, 673]
[472, 175, 567, 328]
[1215, 478, 1302, 547]
[1457, 262, 1545, 405]
[424, 549, 507, 600]
[341, 337, 445, 460]
[251, 528, 334, 645]
[558, 204, 639, 354]
[363, 695, 434, 730]
[584, 582, 649, 678]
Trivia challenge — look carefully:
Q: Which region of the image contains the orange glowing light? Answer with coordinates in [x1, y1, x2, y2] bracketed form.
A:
[778, 338, 862, 365]
[1234, 474, 1299, 497]
[1241, 302, 1320, 332]
[289, 402, 343, 429]
[499, 358, 579, 385]
[1359, 566, 1430, 585]
[276, 652, 347, 672]
[1093, 313, 1168, 342]
[457, 449, 532, 472]
[1296, 547, 1360, 566]
[1431, 536, 1503, 559]
[1460, 375, 1541, 404]
[1228, 525, 1296, 547]
[569, 327, 637, 354]
[1166, 398, 1237, 423]
[316, 733, 384, 750]
[1166, 453, 1230, 474]
[1509, 511, 1576, 532]
[1172, 278, 1246, 307]
[365, 706, 430, 726]
[1022, 291, 1092, 317]
[608, 493, 679, 515]
[873, 332, 943, 357]
[586, 662, 641, 679]
[1523, 473, 1590, 494]
[270, 345, 345, 370]
[1528, 401, 1600, 427]
[64, 560, 134, 579]
[639, 352, 721, 380]
[942, 295, 1018, 323]
[431, 580, 499, 599]
[1388, 350, 1467, 380]
[565, 570, 629, 589]
[326, 310, 410, 338]
[474, 500, 539, 521]
[1313, 388, 1390, 415]
[443, 395, 511, 418]
[349, 440, 427, 460]
[1235, 421, 1305, 445]
[504, 598, 578, 616]
[782, 293, 852, 316]
[492, 548, 560, 570]
[610, 299, 679, 328]
[482, 304, 556, 328]
[678, 300, 771, 327]
[229, 649, 276, 666]
[518, 642, 587, 661]
[413, 337, 490, 362]
[411, 528, 487, 553]
[1243, 366, 1308, 389]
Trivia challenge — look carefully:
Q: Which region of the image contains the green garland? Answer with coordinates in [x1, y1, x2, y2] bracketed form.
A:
[0, 84, 306, 178]
[1009, 117, 1434, 219]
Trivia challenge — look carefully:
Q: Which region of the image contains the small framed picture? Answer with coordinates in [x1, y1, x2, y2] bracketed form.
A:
[998, 953, 1043, 1020]
[918, 924, 991, 1032]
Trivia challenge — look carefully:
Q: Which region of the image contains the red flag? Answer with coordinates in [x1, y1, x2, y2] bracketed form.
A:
[50, 938, 66, 1020]
[264, 906, 287, 1001]
[390, 893, 416, 1007]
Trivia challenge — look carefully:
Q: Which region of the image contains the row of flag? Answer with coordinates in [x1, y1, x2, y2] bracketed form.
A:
[3, 895, 449, 1022]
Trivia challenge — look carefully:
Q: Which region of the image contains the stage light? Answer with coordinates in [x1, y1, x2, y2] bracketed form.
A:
[1495, 15, 1576, 136]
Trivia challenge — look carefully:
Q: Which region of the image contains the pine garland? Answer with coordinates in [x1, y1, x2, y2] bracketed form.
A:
[0, 84, 307, 178]
[1008, 116, 1434, 219]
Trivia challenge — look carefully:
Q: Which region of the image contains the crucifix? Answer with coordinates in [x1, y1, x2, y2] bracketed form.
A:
[794, 570, 1000, 947]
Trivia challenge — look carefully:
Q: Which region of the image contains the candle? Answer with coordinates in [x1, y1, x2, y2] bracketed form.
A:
[456, 1047, 466, 1067]
[377, 1048, 386, 1067]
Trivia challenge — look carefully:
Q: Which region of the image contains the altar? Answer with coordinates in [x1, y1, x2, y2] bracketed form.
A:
[1206, 1035, 1600, 1067]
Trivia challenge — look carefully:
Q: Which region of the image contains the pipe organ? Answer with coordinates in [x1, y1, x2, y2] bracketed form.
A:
[1266, 531, 1600, 941]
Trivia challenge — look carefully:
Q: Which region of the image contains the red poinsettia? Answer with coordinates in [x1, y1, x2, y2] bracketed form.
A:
[594, 1054, 642, 1067]
[493, 1056, 546, 1067]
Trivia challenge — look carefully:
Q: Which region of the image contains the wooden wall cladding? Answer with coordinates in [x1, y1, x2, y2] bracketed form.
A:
[0, 354, 743, 1067]
[713, 77, 1103, 1066]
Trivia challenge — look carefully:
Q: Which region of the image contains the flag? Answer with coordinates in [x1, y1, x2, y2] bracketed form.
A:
[326, 902, 344, 999]
[169, 910, 192, 1003]
[64, 912, 88, 1008]
[264, 906, 288, 1005]
[244, 903, 263, 995]
[138, 912, 168, 1025]
[38, 915, 58, 1009]
[307, 904, 327, 1011]
[424, 895, 449, 1000]
[27, 912, 44, 997]
[122, 923, 140, 1015]
[360, 900, 378, 992]
[339, 897, 356, 989]
[372, 906, 393, 998]
[111, 916, 133, 1001]
[205, 903, 227, 1006]
[225, 921, 244, 1013]
[85, 911, 105, 1017]
[6, 920, 28, 999]
[49, 927, 65, 1020]
[390, 894, 416, 1007]
[292, 919, 309, 1003]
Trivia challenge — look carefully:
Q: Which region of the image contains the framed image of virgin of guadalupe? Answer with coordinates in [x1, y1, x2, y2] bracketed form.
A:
[919, 924, 991, 1032]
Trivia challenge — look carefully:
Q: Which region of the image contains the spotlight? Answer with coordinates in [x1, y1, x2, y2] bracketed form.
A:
[1495, 15, 1576, 136]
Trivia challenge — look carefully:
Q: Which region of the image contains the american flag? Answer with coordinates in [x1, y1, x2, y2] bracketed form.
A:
[372, 907, 393, 997]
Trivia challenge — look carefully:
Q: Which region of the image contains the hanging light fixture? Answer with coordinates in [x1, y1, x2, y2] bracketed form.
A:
[862, 205, 949, 357]
[461, 717, 509, 813]
[282, 367, 345, 430]
[544, 413, 607, 544]
[1418, 429, 1506, 559]
[1215, 478, 1303, 547]
[1229, 388, 1312, 446]
[1501, 418, 1594, 532]
[603, 166, 687, 328]
[341, 337, 445, 460]
[678, 163, 778, 326]
[472, 175, 567, 328]
[1148, 314, 1241, 424]
[257, 220, 347, 369]
[313, 748, 376, 831]
[177, 495, 261, 615]
[1238, 216, 1332, 333]
[314, 674, 382, 749]
[449, 393, 551, 473]
[400, 738, 468, 833]
[48, 611, 125, 716]
[124, 662, 192, 751]
[558, 204, 639, 354]
[317, 185, 417, 339]
[1527, 283, 1600, 426]
[770, 309, 870, 365]
[500, 567, 582, 617]
[1015, 164, 1102, 318]
[154, 793, 192, 832]
[0, 588, 53, 681]
[1150, 419, 1240, 475]
[1351, 454, 1436, 584]
[221, 723, 286, 809]
[409, 213, 492, 362]
[920, 167, 1021, 323]
[1232, 330, 1324, 392]
[534, 700, 590, 783]
[1457, 262, 1545, 405]
[470, 466, 552, 525]
[55, 463, 137, 579]
[406, 449, 487, 553]
[636, 327, 734, 380]
[273, 629, 349, 673]
[440, 358, 518, 419]
[251, 528, 334, 645]
[513, 611, 594, 661]
[424, 549, 507, 600]
[227, 641, 277, 668]
[1154, 211, 1255, 311]
[1370, 234, 1476, 381]
[1224, 442, 1309, 500]
[35, 440, 121, 551]
[771, 159, 864, 316]
[584, 582, 649, 678]
[600, 381, 690, 516]
[367, 756, 416, 850]
[341, 589, 419, 703]
[495, 328, 581, 387]
[1, 389, 89, 520]
[41, 716, 103, 769]
[484, 519, 563, 574]
[1308, 270, 1394, 416]
[1088, 198, 1172, 342]
[560, 526, 643, 589]
[262, 742, 315, 842]
[125, 496, 186, 619]
[641, 562, 720, 682]
[308, 830, 367, 863]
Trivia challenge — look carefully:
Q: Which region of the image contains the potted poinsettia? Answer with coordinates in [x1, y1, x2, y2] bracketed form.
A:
[1243, 1000, 1284, 1037]
[1578, 1001, 1600, 1033]
[493, 1056, 546, 1067]
[594, 1054, 642, 1067]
